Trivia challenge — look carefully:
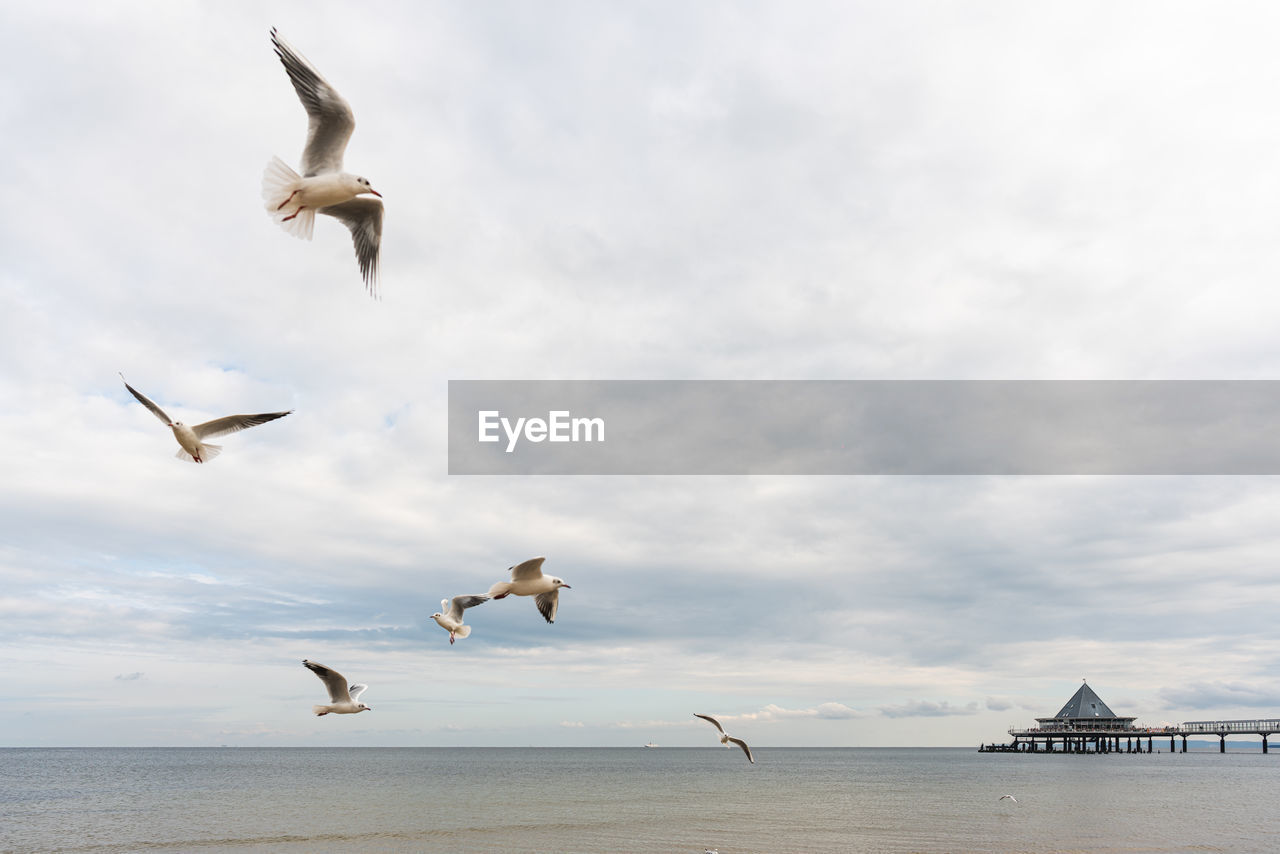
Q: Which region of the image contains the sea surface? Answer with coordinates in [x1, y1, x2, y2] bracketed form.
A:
[2, 746, 1276, 853]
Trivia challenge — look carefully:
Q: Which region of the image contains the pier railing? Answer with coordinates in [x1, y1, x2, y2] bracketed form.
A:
[1180, 720, 1280, 734]
[1009, 719, 1279, 736]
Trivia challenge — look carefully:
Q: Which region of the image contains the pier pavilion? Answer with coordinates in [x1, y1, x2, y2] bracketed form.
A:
[980, 681, 1279, 754]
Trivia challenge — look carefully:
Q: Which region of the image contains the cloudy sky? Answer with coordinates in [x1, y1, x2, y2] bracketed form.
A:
[4, 0, 1280, 747]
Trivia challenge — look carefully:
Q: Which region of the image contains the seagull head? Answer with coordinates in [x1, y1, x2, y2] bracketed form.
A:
[551, 577, 570, 589]
[354, 175, 382, 198]
[358, 703, 372, 712]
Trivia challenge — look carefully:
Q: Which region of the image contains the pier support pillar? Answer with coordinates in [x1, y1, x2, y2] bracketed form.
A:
[1147, 737, 1153, 753]
[1170, 736, 1175, 752]
[1263, 736, 1268, 754]
[1181, 736, 1186, 753]
[1127, 737, 1132, 753]
[1220, 735, 1226, 753]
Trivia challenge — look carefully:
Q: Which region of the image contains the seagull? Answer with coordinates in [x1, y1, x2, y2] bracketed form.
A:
[694, 713, 755, 764]
[486, 556, 570, 623]
[999, 794, 1018, 803]
[120, 374, 291, 463]
[430, 594, 490, 644]
[264, 27, 384, 295]
[303, 659, 372, 715]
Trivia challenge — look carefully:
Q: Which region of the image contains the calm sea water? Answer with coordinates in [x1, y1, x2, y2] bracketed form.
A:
[2, 747, 1276, 853]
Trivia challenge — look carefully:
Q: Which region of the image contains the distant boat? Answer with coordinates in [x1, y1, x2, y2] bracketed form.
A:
[644, 742, 659, 748]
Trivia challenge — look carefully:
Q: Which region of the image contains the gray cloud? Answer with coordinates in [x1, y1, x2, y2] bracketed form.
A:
[1160, 682, 1280, 711]
[879, 700, 981, 719]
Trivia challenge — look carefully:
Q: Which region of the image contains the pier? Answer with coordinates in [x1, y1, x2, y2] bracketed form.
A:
[979, 682, 1279, 755]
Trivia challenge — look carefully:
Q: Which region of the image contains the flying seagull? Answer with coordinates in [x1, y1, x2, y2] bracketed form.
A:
[694, 713, 755, 764]
[120, 374, 291, 463]
[999, 794, 1018, 803]
[487, 556, 571, 623]
[263, 27, 384, 295]
[430, 594, 490, 644]
[303, 659, 372, 715]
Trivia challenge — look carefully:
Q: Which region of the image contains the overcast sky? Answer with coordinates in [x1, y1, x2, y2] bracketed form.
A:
[3, 0, 1280, 747]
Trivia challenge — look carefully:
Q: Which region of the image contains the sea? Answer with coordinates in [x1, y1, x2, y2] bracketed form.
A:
[2, 746, 1275, 853]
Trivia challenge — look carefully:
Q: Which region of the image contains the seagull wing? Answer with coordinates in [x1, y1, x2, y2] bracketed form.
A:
[348, 683, 369, 702]
[193, 411, 292, 440]
[270, 28, 354, 176]
[320, 198, 383, 295]
[694, 713, 726, 735]
[120, 375, 172, 426]
[303, 660, 352, 703]
[728, 737, 754, 764]
[448, 594, 491, 620]
[509, 556, 547, 582]
[534, 589, 559, 623]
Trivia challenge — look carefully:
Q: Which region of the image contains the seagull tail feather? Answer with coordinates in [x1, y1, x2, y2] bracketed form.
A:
[174, 443, 222, 464]
[312, 705, 329, 716]
[262, 156, 315, 240]
[454, 625, 472, 639]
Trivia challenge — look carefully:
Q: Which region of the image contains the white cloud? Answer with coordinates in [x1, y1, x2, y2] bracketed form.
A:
[719, 703, 866, 723]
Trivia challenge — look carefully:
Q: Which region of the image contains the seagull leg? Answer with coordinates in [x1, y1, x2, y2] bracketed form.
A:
[276, 190, 299, 211]
[282, 206, 306, 222]
[449, 632, 456, 645]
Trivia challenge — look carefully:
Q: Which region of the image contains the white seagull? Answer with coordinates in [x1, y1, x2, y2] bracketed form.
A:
[303, 659, 372, 715]
[999, 794, 1018, 803]
[486, 556, 571, 624]
[120, 374, 291, 463]
[263, 27, 384, 295]
[430, 594, 490, 644]
[694, 713, 755, 764]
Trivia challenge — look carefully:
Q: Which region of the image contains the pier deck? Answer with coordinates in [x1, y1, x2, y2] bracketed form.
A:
[982, 719, 1280, 754]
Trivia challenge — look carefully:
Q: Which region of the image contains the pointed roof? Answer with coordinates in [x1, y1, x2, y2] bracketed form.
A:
[1053, 681, 1118, 719]
[1029, 682, 1138, 732]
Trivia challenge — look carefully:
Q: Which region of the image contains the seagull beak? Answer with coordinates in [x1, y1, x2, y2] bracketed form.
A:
[370, 189, 383, 198]
[563, 584, 572, 588]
